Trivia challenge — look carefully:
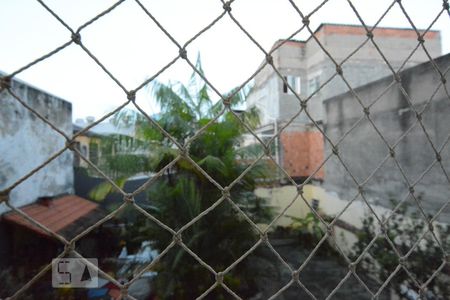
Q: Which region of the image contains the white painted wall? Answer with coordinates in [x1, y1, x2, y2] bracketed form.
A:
[0, 77, 73, 214]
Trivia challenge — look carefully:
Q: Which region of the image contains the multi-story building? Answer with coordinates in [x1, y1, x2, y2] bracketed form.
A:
[246, 23, 441, 181]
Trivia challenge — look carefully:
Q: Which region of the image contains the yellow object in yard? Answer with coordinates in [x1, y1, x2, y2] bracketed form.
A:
[255, 184, 329, 227]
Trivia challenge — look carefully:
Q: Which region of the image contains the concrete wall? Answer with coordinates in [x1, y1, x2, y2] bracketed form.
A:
[248, 24, 442, 127]
[304, 27, 441, 123]
[324, 53, 450, 222]
[246, 24, 442, 182]
[0, 76, 73, 214]
[246, 71, 281, 126]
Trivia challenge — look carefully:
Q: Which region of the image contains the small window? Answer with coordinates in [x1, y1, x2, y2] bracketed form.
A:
[74, 142, 81, 167]
[283, 75, 301, 94]
[308, 76, 321, 95]
[89, 142, 99, 165]
[81, 145, 88, 157]
[311, 199, 320, 211]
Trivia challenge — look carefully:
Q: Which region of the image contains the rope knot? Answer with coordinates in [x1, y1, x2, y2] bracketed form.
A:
[65, 140, 76, 151]
[358, 185, 364, 195]
[216, 272, 224, 284]
[363, 107, 370, 116]
[332, 145, 339, 156]
[296, 185, 304, 195]
[389, 148, 396, 157]
[265, 54, 273, 65]
[124, 194, 135, 204]
[222, 186, 231, 197]
[223, 2, 232, 12]
[222, 97, 232, 107]
[262, 144, 270, 156]
[71, 33, 82, 45]
[179, 48, 187, 59]
[260, 232, 269, 242]
[326, 225, 334, 236]
[0, 190, 9, 204]
[0, 76, 11, 90]
[180, 145, 189, 157]
[302, 17, 310, 26]
[415, 112, 422, 121]
[64, 242, 76, 253]
[380, 224, 387, 234]
[173, 233, 182, 244]
[348, 262, 357, 272]
[292, 270, 300, 281]
[300, 101, 307, 110]
[428, 222, 434, 232]
[127, 90, 136, 101]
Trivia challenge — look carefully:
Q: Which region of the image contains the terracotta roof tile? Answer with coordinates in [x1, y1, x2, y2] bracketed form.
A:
[3, 195, 99, 237]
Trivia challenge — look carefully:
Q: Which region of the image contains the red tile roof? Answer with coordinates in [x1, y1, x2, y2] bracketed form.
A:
[3, 195, 99, 237]
[319, 23, 439, 39]
[271, 23, 439, 51]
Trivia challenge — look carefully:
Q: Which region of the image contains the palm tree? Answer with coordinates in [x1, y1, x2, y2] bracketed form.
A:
[91, 56, 276, 299]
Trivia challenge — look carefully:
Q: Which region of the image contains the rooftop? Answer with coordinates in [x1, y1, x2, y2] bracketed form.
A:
[0, 70, 72, 108]
[271, 22, 440, 50]
[2, 195, 103, 238]
[323, 52, 450, 104]
[73, 119, 135, 137]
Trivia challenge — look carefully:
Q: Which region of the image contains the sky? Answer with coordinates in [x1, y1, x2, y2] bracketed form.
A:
[1, 0, 449, 121]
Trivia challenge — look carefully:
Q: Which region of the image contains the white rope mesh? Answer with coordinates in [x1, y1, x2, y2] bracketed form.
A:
[0, 0, 449, 299]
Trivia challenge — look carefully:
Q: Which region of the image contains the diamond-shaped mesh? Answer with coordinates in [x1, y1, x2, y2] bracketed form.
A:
[1, 0, 449, 299]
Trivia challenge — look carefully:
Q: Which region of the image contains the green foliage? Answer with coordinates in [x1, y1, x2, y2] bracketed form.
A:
[351, 202, 450, 298]
[284, 212, 339, 257]
[93, 55, 276, 299]
[89, 177, 127, 202]
[97, 133, 150, 178]
[289, 212, 324, 245]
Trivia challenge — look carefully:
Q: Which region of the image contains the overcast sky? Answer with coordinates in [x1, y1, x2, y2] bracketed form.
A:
[1, 0, 449, 120]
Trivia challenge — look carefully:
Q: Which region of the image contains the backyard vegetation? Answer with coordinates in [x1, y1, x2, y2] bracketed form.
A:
[352, 203, 450, 299]
[87, 58, 450, 300]
[91, 57, 276, 299]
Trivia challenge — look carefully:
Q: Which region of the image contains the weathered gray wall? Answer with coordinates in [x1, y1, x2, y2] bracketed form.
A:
[324, 53, 450, 221]
[247, 24, 442, 130]
[0, 76, 73, 214]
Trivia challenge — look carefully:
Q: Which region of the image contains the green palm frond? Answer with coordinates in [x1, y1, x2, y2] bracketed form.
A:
[88, 54, 275, 300]
[88, 177, 127, 202]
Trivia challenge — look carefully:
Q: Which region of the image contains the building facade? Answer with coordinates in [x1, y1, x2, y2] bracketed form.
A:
[246, 23, 441, 180]
[323, 53, 450, 222]
[0, 74, 74, 214]
[73, 117, 140, 172]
